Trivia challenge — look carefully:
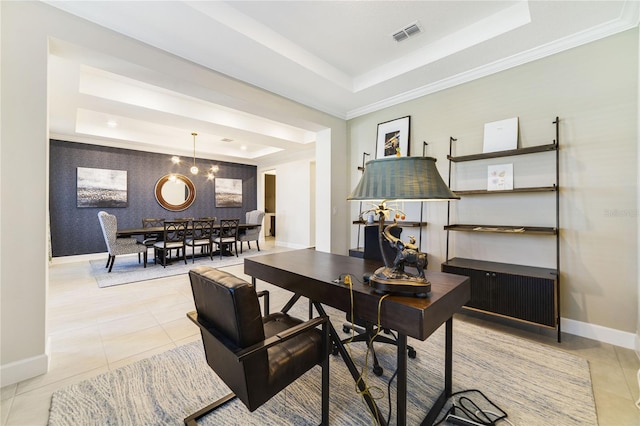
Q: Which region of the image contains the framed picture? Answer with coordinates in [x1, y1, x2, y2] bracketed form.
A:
[77, 167, 128, 208]
[483, 117, 519, 153]
[215, 178, 243, 207]
[487, 164, 514, 191]
[376, 116, 410, 159]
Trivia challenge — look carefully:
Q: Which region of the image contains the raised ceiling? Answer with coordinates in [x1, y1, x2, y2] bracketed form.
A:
[46, 1, 638, 164]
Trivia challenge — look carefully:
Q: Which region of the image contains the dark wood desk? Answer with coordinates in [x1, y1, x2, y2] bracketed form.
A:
[244, 249, 470, 425]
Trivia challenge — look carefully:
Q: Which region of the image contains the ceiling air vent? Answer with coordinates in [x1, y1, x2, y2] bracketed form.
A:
[392, 21, 423, 42]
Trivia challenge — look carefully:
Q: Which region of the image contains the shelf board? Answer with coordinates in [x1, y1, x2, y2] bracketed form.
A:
[352, 220, 427, 227]
[448, 143, 557, 162]
[453, 186, 557, 195]
[444, 224, 557, 235]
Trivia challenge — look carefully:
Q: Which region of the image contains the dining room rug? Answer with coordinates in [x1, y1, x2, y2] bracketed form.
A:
[90, 247, 274, 288]
[48, 318, 597, 425]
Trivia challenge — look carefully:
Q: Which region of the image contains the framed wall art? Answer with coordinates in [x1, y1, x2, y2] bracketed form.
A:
[76, 167, 128, 208]
[376, 116, 410, 159]
[215, 178, 243, 207]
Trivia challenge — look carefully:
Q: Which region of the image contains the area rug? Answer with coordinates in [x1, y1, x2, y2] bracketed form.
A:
[48, 318, 597, 425]
[90, 248, 273, 288]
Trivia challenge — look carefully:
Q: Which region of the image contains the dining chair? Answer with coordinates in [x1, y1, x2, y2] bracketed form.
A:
[140, 218, 165, 260]
[212, 218, 240, 259]
[97, 211, 147, 273]
[185, 218, 215, 263]
[185, 267, 329, 425]
[238, 210, 265, 253]
[153, 219, 188, 267]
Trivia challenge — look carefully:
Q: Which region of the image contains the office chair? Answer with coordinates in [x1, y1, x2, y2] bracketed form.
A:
[186, 267, 329, 425]
[340, 224, 416, 376]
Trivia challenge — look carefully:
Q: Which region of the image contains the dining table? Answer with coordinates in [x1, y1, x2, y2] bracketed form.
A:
[116, 222, 261, 262]
[116, 222, 260, 239]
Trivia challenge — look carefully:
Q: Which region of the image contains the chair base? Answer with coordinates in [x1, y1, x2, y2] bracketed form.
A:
[339, 322, 416, 376]
[184, 392, 237, 426]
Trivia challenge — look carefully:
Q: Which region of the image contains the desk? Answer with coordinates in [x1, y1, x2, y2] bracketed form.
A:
[244, 249, 470, 425]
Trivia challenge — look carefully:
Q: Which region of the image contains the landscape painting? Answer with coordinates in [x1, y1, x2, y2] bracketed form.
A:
[215, 178, 242, 207]
[77, 167, 128, 208]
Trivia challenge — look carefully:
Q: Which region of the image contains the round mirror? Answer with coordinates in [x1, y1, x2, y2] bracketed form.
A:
[154, 174, 196, 211]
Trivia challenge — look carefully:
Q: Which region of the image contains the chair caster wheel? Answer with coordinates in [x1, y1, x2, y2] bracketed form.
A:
[331, 345, 339, 356]
[408, 348, 417, 359]
[343, 325, 350, 334]
[373, 365, 383, 376]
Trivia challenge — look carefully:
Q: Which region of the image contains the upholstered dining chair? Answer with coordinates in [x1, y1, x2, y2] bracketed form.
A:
[185, 267, 329, 425]
[153, 219, 188, 267]
[185, 218, 215, 263]
[97, 211, 147, 273]
[212, 218, 239, 259]
[238, 210, 265, 253]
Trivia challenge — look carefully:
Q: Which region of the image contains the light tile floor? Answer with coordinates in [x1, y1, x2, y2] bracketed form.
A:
[2, 240, 639, 425]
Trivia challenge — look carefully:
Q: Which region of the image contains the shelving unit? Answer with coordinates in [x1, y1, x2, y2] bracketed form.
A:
[442, 117, 561, 341]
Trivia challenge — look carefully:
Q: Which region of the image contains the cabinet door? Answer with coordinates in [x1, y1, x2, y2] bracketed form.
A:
[490, 273, 556, 327]
[441, 265, 491, 311]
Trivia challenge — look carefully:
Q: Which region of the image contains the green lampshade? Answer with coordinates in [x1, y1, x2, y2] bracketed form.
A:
[347, 156, 459, 201]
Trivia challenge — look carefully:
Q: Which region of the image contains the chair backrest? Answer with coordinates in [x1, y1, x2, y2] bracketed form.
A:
[218, 218, 240, 239]
[142, 218, 165, 228]
[97, 211, 117, 250]
[142, 218, 165, 239]
[189, 267, 268, 404]
[191, 218, 215, 240]
[163, 220, 189, 244]
[245, 210, 265, 226]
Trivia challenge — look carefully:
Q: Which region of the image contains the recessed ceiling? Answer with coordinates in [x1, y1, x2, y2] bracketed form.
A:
[45, 1, 638, 164]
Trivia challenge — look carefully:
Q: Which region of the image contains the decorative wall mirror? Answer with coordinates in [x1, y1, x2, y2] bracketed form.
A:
[154, 174, 196, 211]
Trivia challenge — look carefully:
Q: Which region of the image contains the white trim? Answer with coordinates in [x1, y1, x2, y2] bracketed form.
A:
[50, 252, 107, 265]
[1, 352, 49, 387]
[562, 317, 636, 350]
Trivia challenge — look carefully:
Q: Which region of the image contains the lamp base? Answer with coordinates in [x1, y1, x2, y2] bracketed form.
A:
[369, 266, 431, 297]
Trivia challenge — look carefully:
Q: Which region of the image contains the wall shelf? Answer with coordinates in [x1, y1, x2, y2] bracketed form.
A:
[443, 117, 561, 341]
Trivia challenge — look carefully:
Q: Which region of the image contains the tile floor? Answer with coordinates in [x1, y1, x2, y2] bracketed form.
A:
[1, 240, 639, 425]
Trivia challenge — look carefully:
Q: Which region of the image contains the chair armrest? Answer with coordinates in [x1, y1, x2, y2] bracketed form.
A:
[236, 315, 328, 361]
[256, 290, 269, 316]
[186, 311, 328, 362]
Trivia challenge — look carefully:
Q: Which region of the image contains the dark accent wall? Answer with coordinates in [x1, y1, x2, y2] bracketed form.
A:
[50, 140, 257, 257]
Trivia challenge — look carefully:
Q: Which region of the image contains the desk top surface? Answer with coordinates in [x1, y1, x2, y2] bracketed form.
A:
[244, 248, 470, 340]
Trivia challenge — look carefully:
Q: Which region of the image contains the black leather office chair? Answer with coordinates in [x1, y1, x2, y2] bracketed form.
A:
[185, 266, 330, 425]
[341, 225, 416, 376]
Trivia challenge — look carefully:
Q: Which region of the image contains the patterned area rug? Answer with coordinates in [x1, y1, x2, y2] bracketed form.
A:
[48, 316, 597, 425]
[90, 248, 272, 288]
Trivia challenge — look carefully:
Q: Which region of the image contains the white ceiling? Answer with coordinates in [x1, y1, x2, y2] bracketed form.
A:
[46, 1, 639, 164]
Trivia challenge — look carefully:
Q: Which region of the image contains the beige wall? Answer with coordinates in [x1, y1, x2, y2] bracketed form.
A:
[348, 29, 639, 339]
[0, 1, 348, 386]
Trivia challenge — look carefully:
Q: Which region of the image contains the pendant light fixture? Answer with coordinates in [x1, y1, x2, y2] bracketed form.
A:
[190, 132, 199, 175]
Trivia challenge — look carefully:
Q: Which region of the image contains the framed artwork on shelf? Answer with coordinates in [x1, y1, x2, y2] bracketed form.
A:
[215, 178, 243, 207]
[483, 117, 519, 153]
[76, 167, 128, 208]
[487, 164, 514, 191]
[376, 116, 410, 158]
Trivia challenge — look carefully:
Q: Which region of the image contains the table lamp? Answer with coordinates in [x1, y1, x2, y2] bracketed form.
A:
[347, 156, 459, 296]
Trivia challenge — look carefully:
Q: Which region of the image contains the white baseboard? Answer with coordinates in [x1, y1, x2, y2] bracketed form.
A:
[1, 351, 49, 387]
[562, 317, 636, 350]
[50, 252, 106, 265]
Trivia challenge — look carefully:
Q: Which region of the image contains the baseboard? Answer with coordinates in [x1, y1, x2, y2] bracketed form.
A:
[1, 351, 49, 387]
[50, 252, 106, 265]
[561, 317, 636, 350]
